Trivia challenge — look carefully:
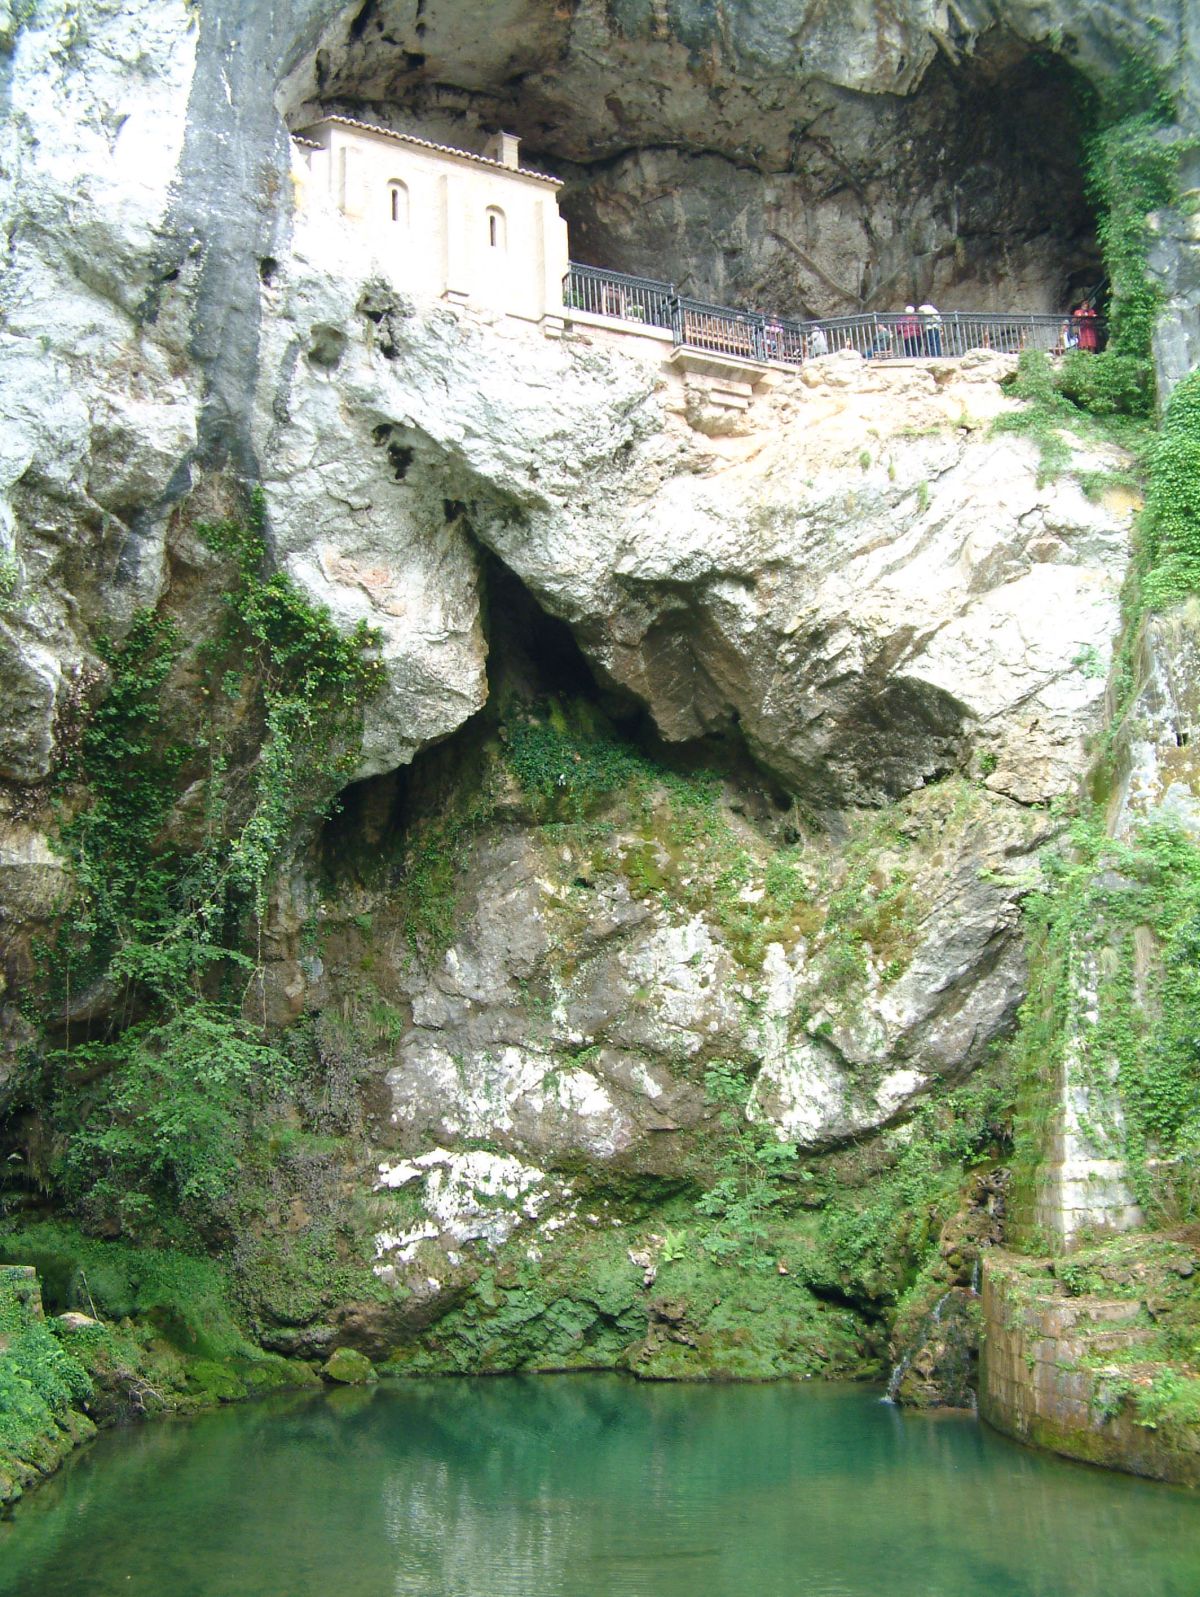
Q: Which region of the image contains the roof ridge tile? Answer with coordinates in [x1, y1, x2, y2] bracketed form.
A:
[294, 115, 561, 187]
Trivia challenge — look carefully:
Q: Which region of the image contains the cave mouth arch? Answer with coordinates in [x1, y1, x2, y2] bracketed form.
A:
[319, 551, 797, 892]
[279, 3, 1101, 321]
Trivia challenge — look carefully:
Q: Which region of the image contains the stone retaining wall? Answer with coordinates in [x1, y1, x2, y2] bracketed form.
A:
[0, 1264, 97, 1507]
[979, 1251, 1200, 1486]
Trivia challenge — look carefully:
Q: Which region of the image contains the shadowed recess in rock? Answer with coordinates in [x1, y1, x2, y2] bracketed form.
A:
[279, 2, 1105, 316]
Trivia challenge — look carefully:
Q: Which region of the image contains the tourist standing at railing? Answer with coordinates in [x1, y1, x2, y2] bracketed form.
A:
[919, 302, 943, 356]
[808, 324, 829, 358]
[899, 306, 922, 357]
[869, 323, 895, 360]
[1072, 303, 1100, 352]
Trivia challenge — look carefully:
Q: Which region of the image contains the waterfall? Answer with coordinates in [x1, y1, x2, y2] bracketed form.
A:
[884, 1347, 914, 1403]
[883, 1290, 958, 1403]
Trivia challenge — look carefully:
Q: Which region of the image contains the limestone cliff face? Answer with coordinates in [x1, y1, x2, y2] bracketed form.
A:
[0, 0, 1191, 1370]
[0, 0, 1191, 799]
[0, 0, 1167, 817]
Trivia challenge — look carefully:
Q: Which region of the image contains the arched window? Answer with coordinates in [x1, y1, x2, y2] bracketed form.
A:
[388, 180, 409, 225]
[486, 206, 506, 250]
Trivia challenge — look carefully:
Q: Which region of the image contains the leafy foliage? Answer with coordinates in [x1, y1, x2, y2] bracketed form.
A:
[0, 1219, 258, 1361]
[686, 1055, 1008, 1307]
[695, 1061, 800, 1266]
[1083, 59, 1181, 369]
[0, 1267, 93, 1469]
[806, 1079, 1009, 1298]
[54, 1009, 287, 1236]
[1139, 372, 1200, 608]
[1007, 818, 1200, 1228]
[992, 349, 1152, 488]
[27, 489, 382, 1241]
[1056, 350, 1153, 419]
[0, 550, 21, 612]
[504, 710, 643, 821]
[992, 57, 1182, 475]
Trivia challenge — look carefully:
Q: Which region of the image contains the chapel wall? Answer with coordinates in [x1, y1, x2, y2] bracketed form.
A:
[292, 122, 569, 325]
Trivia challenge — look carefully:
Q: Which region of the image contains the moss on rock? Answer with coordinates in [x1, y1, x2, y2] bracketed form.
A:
[0, 1265, 95, 1509]
[0, 1226, 319, 1505]
[321, 1347, 377, 1384]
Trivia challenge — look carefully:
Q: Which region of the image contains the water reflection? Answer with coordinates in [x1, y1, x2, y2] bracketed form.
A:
[1, 1377, 1196, 1597]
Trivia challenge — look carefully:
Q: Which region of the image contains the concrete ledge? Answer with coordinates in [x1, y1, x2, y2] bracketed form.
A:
[565, 308, 673, 342]
[668, 345, 775, 383]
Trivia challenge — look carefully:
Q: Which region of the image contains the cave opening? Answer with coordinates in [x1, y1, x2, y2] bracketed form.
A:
[280, 5, 1102, 321]
[321, 551, 793, 888]
[552, 51, 1104, 320]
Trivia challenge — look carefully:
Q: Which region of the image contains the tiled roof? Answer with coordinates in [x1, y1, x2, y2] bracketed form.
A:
[293, 116, 562, 186]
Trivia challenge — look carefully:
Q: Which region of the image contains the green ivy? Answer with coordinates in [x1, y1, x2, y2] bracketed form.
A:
[1007, 817, 1200, 1230]
[808, 1079, 1008, 1298]
[1134, 1367, 1200, 1430]
[1083, 59, 1180, 368]
[694, 1060, 801, 1267]
[25, 488, 382, 1242]
[504, 710, 644, 822]
[196, 492, 385, 913]
[991, 56, 1183, 481]
[1139, 372, 1200, 607]
[0, 1266, 93, 1497]
[991, 349, 1153, 491]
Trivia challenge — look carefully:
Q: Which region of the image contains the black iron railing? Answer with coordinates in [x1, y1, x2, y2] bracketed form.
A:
[673, 296, 768, 361]
[563, 263, 675, 329]
[562, 265, 1104, 365]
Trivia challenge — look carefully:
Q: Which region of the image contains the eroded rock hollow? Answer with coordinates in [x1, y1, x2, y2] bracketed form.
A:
[284, 1, 1103, 315]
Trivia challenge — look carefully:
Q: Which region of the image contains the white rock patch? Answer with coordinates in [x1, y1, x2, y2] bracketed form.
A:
[372, 1148, 568, 1274]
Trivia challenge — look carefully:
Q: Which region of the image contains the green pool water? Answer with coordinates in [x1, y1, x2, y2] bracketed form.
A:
[1, 1377, 1197, 1597]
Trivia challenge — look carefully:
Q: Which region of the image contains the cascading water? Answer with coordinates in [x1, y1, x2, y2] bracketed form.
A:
[884, 1289, 957, 1402]
[884, 1349, 914, 1404]
[883, 1274, 992, 1408]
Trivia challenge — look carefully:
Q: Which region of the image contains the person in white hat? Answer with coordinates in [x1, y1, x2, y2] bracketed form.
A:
[918, 301, 943, 356]
[899, 306, 922, 357]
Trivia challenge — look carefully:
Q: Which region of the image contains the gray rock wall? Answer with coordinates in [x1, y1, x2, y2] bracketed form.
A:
[281, 1, 1196, 330]
[0, 0, 1192, 1374]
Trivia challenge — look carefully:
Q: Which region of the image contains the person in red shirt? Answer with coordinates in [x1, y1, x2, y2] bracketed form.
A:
[1072, 303, 1100, 352]
[899, 306, 922, 357]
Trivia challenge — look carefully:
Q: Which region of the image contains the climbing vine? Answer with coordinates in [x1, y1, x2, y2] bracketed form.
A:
[996, 59, 1200, 1259]
[1007, 818, 1200, 1232]
[25, 489, 382, 1241]
[1139, 371, 1200, 608]
[1083, 59, 1180, 370]
[694, 1060, 800, 1268]
[996, 57, 1183, 445]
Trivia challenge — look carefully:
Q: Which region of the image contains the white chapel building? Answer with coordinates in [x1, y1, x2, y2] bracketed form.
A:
[290, 117, 570, 328]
